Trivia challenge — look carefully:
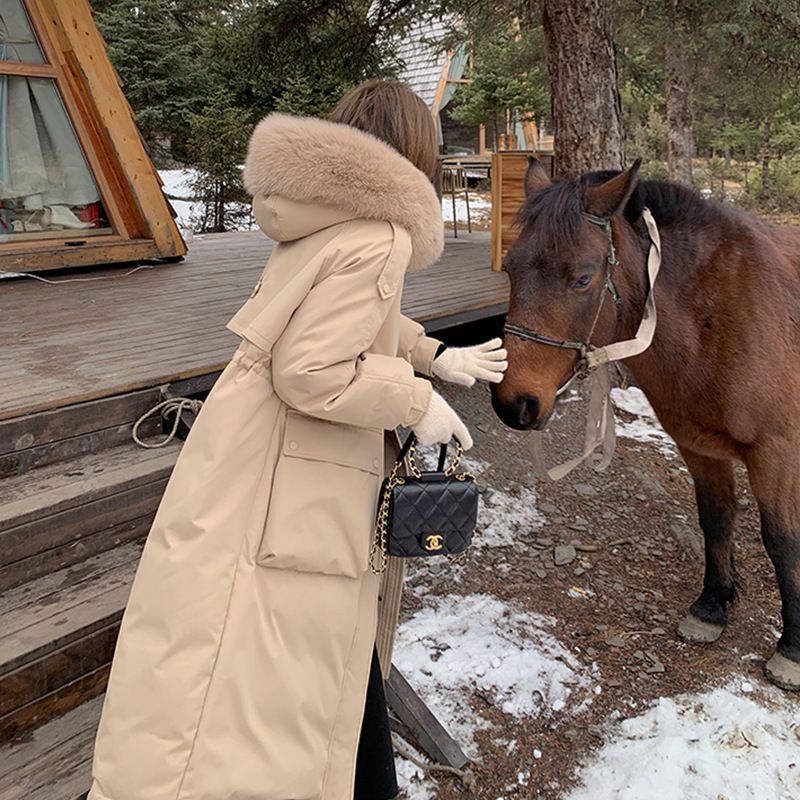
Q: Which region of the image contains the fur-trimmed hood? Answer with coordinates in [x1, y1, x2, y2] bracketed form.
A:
[243, 113, 444, 271]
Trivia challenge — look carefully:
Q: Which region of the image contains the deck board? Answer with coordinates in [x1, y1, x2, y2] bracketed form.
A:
[0, 230, 507, 421]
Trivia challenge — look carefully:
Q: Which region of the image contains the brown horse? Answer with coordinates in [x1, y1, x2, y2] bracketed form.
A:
[492, 157, 800, 690]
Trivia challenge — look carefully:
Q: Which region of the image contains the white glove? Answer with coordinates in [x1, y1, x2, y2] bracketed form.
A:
[412, 390, 473, 450]
[432, 338, 508, 387]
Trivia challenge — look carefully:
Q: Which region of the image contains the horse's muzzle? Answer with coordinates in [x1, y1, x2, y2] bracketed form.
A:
[491, 391, 549, 431]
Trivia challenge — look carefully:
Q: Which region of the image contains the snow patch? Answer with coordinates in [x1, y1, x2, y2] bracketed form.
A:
[564, 681, 800, 800]
[478, 485, 546, 549]
[441, 195, 491, 224]
[610, 387, 677, 457]
[394, 593, 592, 755]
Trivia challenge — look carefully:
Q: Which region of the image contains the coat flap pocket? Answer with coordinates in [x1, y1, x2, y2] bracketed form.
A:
[283, 411, 382, 474]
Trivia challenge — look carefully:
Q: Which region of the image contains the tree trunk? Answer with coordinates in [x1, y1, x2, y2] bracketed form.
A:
[665, 41, 694, 186]
[542, 0, 624, 176]
[761, 118, 771, 201]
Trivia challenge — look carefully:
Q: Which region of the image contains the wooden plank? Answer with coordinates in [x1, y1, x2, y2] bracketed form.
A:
[0, 541, 140, 619]
[0, 583, 131, 678]
[0, 240, 161, 274]
[0, 417, 161, 480]
[1, 541, 141, 640]
[0, 693, 103, 791]
[0, 688, 100, 798]
[385, 665, 470, 770]
[0, 478, 166, 568]
[0, 387, 162, 457]
[0, 513, 153, 593]
[0, 665, 110, 746]
[0, 443, 179, 530]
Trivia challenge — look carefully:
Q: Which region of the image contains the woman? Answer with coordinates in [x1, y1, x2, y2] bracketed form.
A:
[87, 80, 506, 800]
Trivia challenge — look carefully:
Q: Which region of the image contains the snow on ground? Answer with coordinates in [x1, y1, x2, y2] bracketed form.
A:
[564, 679, 800, 800]
[394, 593, 594, 797]
[441, 195, 491, 225]
[610, 386, 677, 458]
[478, 485, 546, 549]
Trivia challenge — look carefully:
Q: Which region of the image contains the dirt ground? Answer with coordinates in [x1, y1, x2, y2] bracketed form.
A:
[393, 321, 788, 799]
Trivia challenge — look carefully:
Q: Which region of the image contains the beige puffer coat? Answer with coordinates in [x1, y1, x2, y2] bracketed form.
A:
[87, 113, 445, 800]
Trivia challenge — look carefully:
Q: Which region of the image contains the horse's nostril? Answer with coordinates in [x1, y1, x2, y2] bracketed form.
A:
[516, 395, 540, 428]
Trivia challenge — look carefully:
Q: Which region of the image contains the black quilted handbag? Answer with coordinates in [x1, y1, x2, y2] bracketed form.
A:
[369, 433, 478, 574]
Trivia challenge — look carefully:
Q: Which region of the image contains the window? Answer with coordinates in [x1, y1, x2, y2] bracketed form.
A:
[0, 0, 112, 243]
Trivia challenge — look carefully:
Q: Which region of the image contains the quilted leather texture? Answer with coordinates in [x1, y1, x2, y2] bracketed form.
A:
[386, 475, 478, 558]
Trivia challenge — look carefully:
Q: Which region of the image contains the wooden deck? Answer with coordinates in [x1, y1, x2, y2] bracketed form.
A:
[0, 229, 507, 422]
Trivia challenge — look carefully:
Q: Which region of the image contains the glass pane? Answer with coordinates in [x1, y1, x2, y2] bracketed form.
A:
[0, 76, 113, 243]
[0, 0, 45, 64]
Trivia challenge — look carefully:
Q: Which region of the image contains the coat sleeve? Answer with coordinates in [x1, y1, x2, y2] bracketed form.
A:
[396, 314, 442, 376]
[271, 221, 433, 429]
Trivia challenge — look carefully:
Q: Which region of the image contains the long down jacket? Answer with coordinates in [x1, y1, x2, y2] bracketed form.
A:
[87, 113, 445, 800]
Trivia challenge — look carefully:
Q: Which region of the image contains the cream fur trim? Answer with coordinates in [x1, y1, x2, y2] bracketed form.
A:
[243, 113, 444, 271]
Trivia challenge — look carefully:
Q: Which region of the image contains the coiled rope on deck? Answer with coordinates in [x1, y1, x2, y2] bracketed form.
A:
[132, 397, 203, 449]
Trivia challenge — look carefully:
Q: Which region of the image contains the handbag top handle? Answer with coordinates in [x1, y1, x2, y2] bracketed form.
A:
[396, 433, 461, 475]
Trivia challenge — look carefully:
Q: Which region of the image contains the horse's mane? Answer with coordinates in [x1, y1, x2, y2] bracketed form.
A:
[516, 170, 735, 254]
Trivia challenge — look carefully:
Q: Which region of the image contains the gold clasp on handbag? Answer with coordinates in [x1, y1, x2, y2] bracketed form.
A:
[424, 534, 444, 551]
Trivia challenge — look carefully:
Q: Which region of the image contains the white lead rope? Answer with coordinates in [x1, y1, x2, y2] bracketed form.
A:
[530, 208, 662, 481]
[132, 397, 204, 448]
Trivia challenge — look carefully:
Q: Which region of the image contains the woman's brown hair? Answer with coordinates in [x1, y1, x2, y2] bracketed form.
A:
[329, 79, 439, 180]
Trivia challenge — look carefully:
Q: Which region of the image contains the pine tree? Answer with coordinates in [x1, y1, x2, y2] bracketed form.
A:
[95, 0, 201, 162]
[186, 91, 251, 233]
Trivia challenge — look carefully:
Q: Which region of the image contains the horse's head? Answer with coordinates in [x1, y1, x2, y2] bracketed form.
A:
[492, 157, 644, 430]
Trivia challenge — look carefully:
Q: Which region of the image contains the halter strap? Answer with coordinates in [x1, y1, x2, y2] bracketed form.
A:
[504, 208, 663, 482]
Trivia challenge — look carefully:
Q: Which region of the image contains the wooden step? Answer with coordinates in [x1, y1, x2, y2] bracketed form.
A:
[0, 372, 218, 479]
[0, 441, 180, 591]
[0, 542, 142, 744]
[0, 388, 161, 480]
[0, 694, 101, 800]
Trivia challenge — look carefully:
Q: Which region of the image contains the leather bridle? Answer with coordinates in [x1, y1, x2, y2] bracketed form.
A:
[503, 211, 624, 391]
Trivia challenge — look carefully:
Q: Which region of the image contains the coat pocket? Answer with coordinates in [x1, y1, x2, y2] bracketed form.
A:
[257, 410, 383, 578]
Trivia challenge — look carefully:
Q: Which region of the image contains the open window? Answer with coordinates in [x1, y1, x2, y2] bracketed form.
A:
[0, 0, 185, 272]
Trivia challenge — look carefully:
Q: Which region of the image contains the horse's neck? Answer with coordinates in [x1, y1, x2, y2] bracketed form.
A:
[616, 220, 695, 397]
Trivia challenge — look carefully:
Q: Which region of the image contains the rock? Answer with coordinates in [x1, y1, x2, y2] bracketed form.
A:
[575, 483, 597, 497]
[651, 627, 667, 635]
[646, 661, 666, 674]
[554, 544, 577, 566]
[540, 502, 559, 515]
[573, 567, 585, 577]
[569, 522, 588, 532]
[613, 582, 625, 593]
[534, 568, 547, 580]
[535, 537, 554, 547]
[586, 647, 598, 657]
[606, 636, 627, 648]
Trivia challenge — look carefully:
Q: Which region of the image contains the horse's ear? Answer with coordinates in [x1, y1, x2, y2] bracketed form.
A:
[584, 159, 642, 218]
[525, 156, 551, 196]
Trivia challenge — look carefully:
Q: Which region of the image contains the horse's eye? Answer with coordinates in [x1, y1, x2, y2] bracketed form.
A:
[571, 274, 592, 290]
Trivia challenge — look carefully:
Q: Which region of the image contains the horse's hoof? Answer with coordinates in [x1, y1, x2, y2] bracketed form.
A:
[677, 613, 724, 644]
[764, 652, 800, 691]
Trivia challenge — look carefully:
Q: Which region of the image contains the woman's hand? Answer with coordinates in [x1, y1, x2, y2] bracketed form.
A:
[411, 390, 473, 450]
[432, 338, 507, 387]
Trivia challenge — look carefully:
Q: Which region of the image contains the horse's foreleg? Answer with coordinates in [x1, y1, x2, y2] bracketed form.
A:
[677, 450, 738, 644]
[746, 444, 800, 690]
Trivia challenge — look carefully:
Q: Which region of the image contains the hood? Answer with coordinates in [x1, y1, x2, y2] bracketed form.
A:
[243, 113, 444, 271]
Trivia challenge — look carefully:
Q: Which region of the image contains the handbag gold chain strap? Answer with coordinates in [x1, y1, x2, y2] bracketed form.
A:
[369, 440, 474, 576]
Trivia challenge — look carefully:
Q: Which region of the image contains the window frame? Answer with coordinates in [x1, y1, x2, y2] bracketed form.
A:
[0, 0, 136, 250]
